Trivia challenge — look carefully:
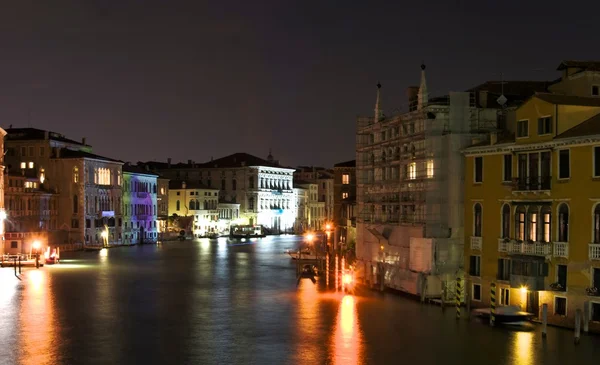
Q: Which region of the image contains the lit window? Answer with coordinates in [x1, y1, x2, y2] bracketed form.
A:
[39, 168, 45, 184]
[342, 174, 350, 184]
[73, 167, 79, 183]
[408, 162, 417, 180]
[427, 159, 434, 178]
[160, 187, 165, 195]
[28, 162, 34, 169]
[95, 167, 112, 185]
[20, 162, 26, 169]
[342, 192, 349, 199]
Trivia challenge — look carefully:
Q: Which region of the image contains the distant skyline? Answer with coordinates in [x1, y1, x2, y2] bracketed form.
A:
[1, 1, 600, 167]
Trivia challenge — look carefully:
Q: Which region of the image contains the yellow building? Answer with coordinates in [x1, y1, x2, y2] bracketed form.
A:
[464, 61, 600, 331]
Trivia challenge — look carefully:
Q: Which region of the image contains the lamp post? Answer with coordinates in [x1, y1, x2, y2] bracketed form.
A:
[32, 240, 41, 268]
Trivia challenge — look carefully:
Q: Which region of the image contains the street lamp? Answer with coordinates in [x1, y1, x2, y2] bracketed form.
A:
[101, 230, 108, 247]
[32, 240, 41, 268]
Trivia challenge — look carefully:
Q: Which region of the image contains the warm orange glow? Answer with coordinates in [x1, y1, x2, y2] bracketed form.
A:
[512, 331, 534, 365]
[32, 240, 41, 250]
[19, 270, 58, 364]
[343, 273, 352, 284]
[305, 232, 315, 243]
[325, 223, 332, 231]
[331, 294, 363, 364]
[295, 279, 321, 363]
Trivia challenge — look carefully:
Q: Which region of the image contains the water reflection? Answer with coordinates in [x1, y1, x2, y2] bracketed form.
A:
[330, 294, 363, 365]
[19, 269, 58, 365]
[295, 279, 321, 363]
[513, 331, 534, 365]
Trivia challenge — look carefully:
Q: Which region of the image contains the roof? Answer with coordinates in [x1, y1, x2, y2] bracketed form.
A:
[168, 180, 216, 190]
[467, 81, 553, 108]
[4, 127, 90, 146]
[555, 113, 600, 139]
[294, 179, 315, 186]
[122, 164, 159, 176]
[534, 93, 600, 107]
[334, 160, 356, 168]
[55, 148, 123, 163]
[197, 152, 286, 169]
[557, 60, 600, 71]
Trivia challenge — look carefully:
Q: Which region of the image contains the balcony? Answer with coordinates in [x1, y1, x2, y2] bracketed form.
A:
[137, 192, 148, 198]
[510, 274, 546, 291]
[470, 236, 482, 251]
[513, 176, 551, 192]
[553, 242, 569, 258]
[498, 238, 509, 253]
[590, 244, 600, 260]
[508, 241, 551, 256]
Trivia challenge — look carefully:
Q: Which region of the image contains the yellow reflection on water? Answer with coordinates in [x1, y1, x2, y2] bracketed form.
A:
[513, 331, 533, 365]
[295, 280, 320, 363]
[330, 295, 363, 365]
[19, 269, 58, 365]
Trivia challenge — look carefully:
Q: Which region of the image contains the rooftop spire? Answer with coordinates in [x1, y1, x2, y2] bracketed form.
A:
[418, 63, 428, 110]
[267, 148, 274, 162]
[374, 82, 383, 121]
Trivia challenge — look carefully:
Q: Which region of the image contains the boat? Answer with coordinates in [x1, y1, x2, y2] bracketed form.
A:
[473, 305, 534, 325]
[286, 249, 320, 260]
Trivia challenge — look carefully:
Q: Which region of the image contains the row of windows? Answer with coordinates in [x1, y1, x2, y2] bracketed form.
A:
[175, 200, 218, 211]
[473, 202, 572, 242]
[123, 180, 157, 193]
[472, 147, 600, 184]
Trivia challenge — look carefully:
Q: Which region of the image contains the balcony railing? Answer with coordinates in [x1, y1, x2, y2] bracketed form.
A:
[508, 241, 551, 256]
[513, 176, 551, 191]
[553, 242, 569, 258]
[510, 274, 545, 291]
[470, 236, 482, 251]
[589, 244, 600, 260]
[498, 238, 509, 252]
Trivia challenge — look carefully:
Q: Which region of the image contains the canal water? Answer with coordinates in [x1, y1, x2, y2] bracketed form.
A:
[0, 235, 599, 365]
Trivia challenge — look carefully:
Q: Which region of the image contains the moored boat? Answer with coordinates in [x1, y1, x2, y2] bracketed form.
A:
[286, 249, 320, 260]
[473, 305, 534, 325]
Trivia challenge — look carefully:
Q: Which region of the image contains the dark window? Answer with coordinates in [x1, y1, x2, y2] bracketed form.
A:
[71, 219, 79, 228]
[472, 284, 481, 301]
[592, 303, 600, 322]
[554, 297, 567, 316]
[497, 258, 511, 281]
[517, 120, 528, 137]
[557, 264, 567, 289]
[469, 255, 481, 277]
[221, 179, 226, 190]
[558, 150, 570, 179]
[503, 155, 512, 182]
[558, 203, 569, 242]
[176, 200, 180, 210]
[538, 116, 552, 135]
[232, 180, 237, 191]
[86, 219, 91, 228]
[593, 85, 599, 96]
[473, 203, 482, 236]
[10, 241, 18, 249]
[593, 268, 600, 289]
[249, 177, 254, 189]
[474, 157, 483, 183]
[595, 147, 600, 177]
[594, 205, 600, 243]
[501, 204, 511, 238]
[73, 195, 78, 213]
[248, 197, 254, 210]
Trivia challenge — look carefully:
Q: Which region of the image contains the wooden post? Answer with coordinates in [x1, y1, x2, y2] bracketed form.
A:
[542, 303, 548, 338]
[466, 282, 471, 319]
[420, 274, 427, 303]
[441, 281, 446, 311]
[583, 301, 589, 333]
[490, 283, 496, 326]
[456, 277, 461, 320]
[575, 309, 581, 344]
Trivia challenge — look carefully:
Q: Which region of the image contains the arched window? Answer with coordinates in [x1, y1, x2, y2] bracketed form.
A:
[176, 200, 180, 211]
[232, 179, 237, 191]
[528, 206, 539, 242]
[541, 206, 551, 242]
[473, 203, 482, 237]
[189, 200, 195, 210]
[594, 204, 600, 243]
[73, 167, 79, 183]
[73, 195, 78, 213]
[195, 200, 200, 210]
[515, 206, 526, 241]
[501, 204, 510, 238]
[558, 203, 569, 242]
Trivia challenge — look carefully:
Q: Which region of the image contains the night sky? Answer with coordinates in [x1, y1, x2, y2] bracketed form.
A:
[1, 1, 600, 167]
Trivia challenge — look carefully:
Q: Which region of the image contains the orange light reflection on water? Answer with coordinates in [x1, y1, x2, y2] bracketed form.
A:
[331, 294, 363, 365]
[19, 269, 58, 365]
[295, 280, 321, 363]
[513, 331, 533, 365]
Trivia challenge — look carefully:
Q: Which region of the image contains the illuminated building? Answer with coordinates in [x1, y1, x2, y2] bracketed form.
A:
[168, 180, 221, 237]
[293, 186, 309, 233]
[3, 128, 124, 248]
[142, 152, 296, 233]
[356, 65, 551, 296]
[333, 160, 356, 251]
[122, 164, 159, 244]
[294, 166, 335, 221]
[156, 176, 169, 237]
[2, 173, 59, 254]
[464, 60, 600, 330]
[0, 127, 6, 254]
[294, 180, 325, 230]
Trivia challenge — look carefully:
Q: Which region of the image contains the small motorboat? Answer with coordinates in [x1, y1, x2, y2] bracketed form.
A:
[286, 249, 320, 260]
[473, 305, 534, 325]
[301, 264, 319, 278]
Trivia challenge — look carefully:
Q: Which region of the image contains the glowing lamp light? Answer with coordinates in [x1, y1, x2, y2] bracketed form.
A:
[520, 286, 528, 294]
[325, 223, 332, 231]
[101, 230, 108, 239]
[0, 210, 6, 220]
[32, 240, 41, 250]
[305, 233, 315, 242]
[343, 273, 353, 284]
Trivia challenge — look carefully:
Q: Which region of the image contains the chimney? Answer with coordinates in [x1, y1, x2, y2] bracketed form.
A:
[407, 86, 419, 111]
[490, 131, 498, 145]
[167, 158, 172, 168]
[82, 137, 86, 145]
[44, 131, 49, 140]
[478, 91, 488, 108]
